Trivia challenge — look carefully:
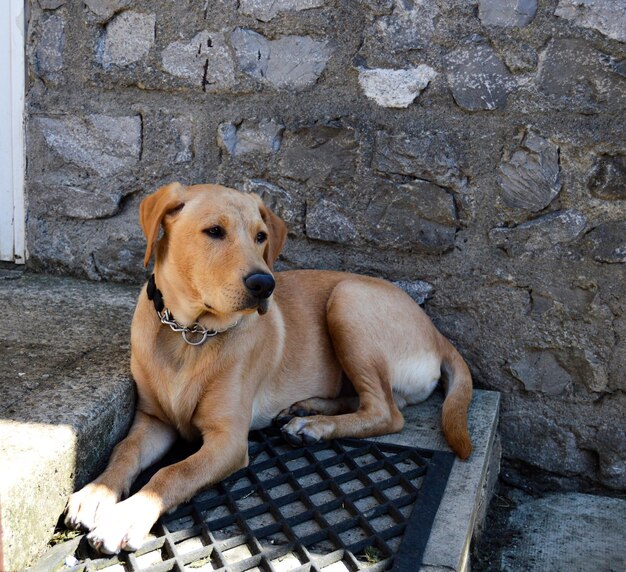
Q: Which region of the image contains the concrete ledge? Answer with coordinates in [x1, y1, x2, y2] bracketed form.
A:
[371, 390, 501, 572]
[0, 271, 138, 570]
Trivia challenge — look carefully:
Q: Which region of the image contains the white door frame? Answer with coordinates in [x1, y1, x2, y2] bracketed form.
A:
[0, 0, 26, 263]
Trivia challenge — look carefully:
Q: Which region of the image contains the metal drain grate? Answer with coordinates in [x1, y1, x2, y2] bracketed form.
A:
[43, 429, 454, 572]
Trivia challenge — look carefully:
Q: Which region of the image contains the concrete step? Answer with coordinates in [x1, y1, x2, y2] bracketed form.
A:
[0, 270, 137, 571]
[0, 270, 500, 571]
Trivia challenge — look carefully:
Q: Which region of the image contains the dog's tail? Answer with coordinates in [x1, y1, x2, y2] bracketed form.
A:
[440, 339, 473, 459]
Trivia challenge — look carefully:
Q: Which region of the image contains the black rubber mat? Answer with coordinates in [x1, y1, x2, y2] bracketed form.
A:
[37, 429, 454, 572]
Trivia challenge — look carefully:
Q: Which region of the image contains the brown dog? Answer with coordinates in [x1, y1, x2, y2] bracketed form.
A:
[64, 183, 472, 554]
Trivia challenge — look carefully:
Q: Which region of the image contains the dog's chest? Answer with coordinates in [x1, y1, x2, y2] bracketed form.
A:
[156, 369, 204, 439]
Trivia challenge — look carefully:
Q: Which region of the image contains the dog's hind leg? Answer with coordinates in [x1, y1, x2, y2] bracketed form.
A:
[281, 279, 406, 445]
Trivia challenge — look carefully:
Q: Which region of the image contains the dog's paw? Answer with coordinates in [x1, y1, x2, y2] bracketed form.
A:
[273, 403, 317, 427]
[65, 482, 119, 532]
[280, 416, 334, 446]
[86, 495, 159, 554]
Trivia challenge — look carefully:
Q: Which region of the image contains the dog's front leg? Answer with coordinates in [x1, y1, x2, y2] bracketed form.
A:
[65, 410, 177, 532]
[85, 417, 249, 554]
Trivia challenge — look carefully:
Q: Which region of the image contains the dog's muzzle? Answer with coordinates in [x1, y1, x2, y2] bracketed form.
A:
[244, 273, 275, 315]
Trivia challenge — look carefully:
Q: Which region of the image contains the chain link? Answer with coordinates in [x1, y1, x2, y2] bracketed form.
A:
[157, 309, 239, 346]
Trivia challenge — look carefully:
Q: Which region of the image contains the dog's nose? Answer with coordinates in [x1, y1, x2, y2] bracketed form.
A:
[244, 273, 275, 299]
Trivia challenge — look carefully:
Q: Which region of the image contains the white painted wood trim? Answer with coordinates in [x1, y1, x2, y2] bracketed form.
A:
[0, 0, 26, 263]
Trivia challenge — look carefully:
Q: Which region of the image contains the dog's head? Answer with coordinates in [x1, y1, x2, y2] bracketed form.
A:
[140, 183, 287, 326]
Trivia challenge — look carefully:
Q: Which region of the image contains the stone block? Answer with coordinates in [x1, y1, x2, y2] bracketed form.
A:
[29, 184, 122, 220]
[509, 350, 572, 396]
[231, 28, 331, 90]
[305, 198, 357, 244]
[239, 0, 325, 22]
[84, 0, 132, 22]
[372, 130, 464, 190]
[555, 0, 626, 42]
[583, 221, 626, 263]
[218, 119, 284, 156]
[34, 114, 142, 177]
[357, 66, 437, 108]
[479, 0, 537, 27]
[538, 39, 625, 110]
[34, 14, 65, 80]
[243, 180, 300, 225]
[489, 210, 587, 256]
[501, 409, 595, 475]
[279, 123, 358, 186]
[392, 279, 434, 305]
[588, 154, 626, 200]
[363, 0, 437, 53]
[161, 31, 236, 91]
[39, 0, 66, 9]
[498, 130, 561, 211]
[99, 11, 155, 68]
[446, 42, 514, 111]
[365, 180, 458, 253]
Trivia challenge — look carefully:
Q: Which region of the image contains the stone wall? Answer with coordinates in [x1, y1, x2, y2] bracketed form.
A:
[25, 0, 626, 489]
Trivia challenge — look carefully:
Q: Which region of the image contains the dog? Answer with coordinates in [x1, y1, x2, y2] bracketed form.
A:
[64, 182, 473, 554]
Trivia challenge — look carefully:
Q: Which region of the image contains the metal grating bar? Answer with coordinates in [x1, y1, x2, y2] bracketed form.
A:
[39, 429, 454, 572]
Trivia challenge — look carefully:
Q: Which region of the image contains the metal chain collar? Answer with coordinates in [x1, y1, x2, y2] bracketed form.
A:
[156, 308, 239, 346]
[147, 274, 238, 346]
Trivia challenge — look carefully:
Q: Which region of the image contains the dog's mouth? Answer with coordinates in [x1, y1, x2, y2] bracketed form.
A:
[257, 299, 270, 315]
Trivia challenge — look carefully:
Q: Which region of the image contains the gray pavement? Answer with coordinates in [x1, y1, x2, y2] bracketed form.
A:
[500, 493, 626, 572]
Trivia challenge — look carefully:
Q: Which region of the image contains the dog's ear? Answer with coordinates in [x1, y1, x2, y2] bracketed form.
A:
[259, 203, 287, 270]
[140, 182, 186, 267]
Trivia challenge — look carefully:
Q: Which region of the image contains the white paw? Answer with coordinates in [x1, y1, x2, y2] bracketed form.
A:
[65, 482, 119, 531]
[86, 495, 160, 554]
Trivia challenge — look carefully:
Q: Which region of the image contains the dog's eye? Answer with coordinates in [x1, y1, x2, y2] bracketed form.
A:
[256, 231, 268, 244]
[204, 226, 225, 239]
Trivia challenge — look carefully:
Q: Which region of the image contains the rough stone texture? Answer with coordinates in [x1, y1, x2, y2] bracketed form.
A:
[34, 114, 142, 177]
[243, 179, 299, 225]
[22, 0, 626, 494]
[588, 154, 626, 200]
[373, 131, 464, 190]
[393, 279, 434, 305]
[479, 0, 537, 27]
[305, 198, 357, 244]
[498, 130, 561, 211]
[509, 350, 572, 395]
[0, 272, 136, 571]
[446, 42, 514, 111]
[39, 0, 66, 9]
[358, 66, 437, 108]
[279, 123, 358, 186]
[239, 0, 325, 22]
[363, 0, 438, 54]
[583, 221, 626, 263]
[218, 119, 284, 156]
[231, 28, 331, 90]
[555, 0, 626, 42]
[538, 39, 626, 111]
[100, 11, 155, 68]
[500, 494, 626, 571]
[366, 180, 458, 253]
[162, 31, 235, 90]
[84, 0, 131, 22]
[34, 14, 65, 80]
[489, 210, 588, 257]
